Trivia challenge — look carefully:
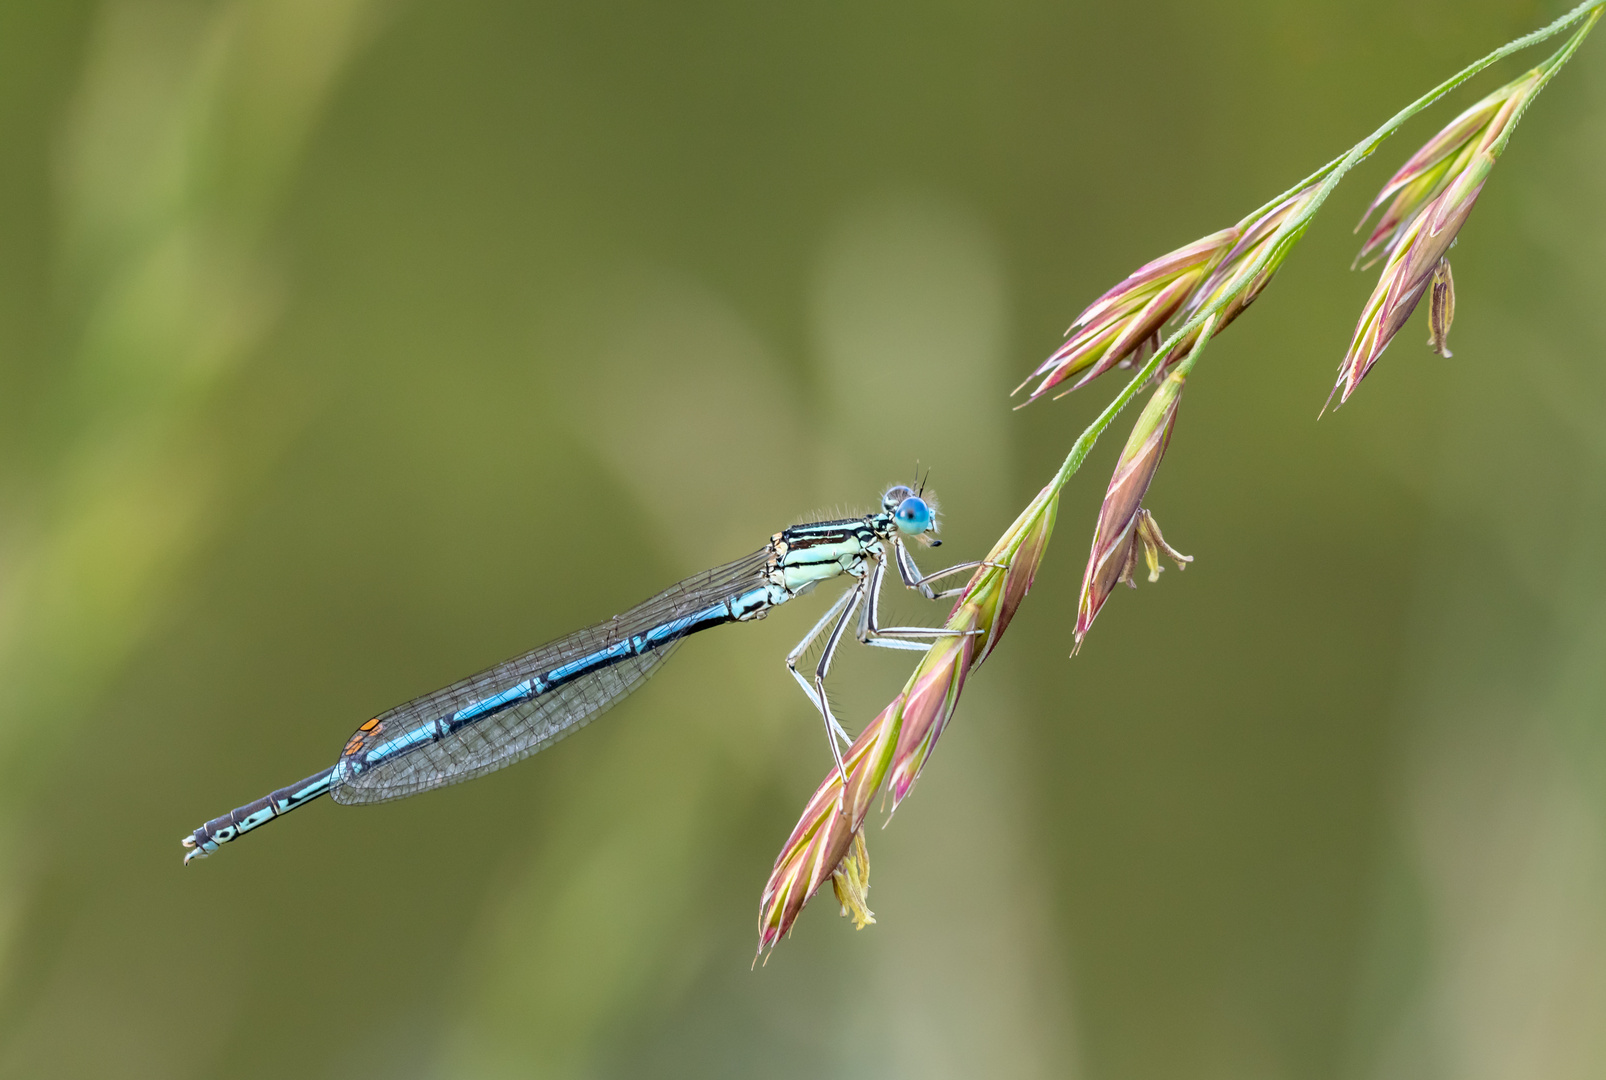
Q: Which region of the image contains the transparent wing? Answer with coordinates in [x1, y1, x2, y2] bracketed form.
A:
[330, 548, 771, 805]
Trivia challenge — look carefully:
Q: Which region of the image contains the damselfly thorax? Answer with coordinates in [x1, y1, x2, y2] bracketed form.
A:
[182, 482, 990, 863]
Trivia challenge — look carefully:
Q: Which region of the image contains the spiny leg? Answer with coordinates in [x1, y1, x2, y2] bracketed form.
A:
[809, 581, 865, 788]
[893, 537, 1004, 600]
[859, 556, 981, 651]
[786, 581, 866, 786]
[786, 584, 857, 746]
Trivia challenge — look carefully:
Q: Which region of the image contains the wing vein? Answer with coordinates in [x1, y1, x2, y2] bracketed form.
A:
[330, 547, 771, 804]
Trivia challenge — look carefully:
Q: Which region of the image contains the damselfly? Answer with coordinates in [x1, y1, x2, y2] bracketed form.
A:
[183, 483, 989, 862]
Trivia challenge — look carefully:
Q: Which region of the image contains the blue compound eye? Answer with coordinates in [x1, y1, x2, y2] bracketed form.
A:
[894, 496, 932, 535]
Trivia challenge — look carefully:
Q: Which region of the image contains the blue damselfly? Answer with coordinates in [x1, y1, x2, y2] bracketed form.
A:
[183, 483, 987, 862]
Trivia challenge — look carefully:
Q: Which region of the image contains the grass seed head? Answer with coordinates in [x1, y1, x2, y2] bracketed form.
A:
[1014, 230, 1237, 403]
[1334, 149, 1493, 405]
[888, 605, 979, 804]
[756, 703, 899, 956]
[1074, 370, 1190, 651]
[1018, 183, 1317, 408]
[1335, 67, 1550, 405]
[1355, 70, 1541, 267]
[1182, 185, 1319, 340]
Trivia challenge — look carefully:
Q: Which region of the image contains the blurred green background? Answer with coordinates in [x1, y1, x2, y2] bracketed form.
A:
[3, 0, 1605, 1077]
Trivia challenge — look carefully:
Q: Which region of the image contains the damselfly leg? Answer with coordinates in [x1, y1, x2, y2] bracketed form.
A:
[857, 556, 983, 651]
[892, 536, 1003, 599]
[786, 578, 865, 788]
[786, 587, 859, 738]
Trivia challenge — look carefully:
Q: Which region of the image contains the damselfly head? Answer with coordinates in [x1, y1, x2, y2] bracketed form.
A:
[882, 485, 941, 546]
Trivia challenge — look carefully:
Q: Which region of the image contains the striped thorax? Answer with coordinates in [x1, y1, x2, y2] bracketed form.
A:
[764, 484, 940, 602]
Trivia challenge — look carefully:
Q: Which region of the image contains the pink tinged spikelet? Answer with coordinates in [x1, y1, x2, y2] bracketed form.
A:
[757, 705, 898, 956]
[888, 485, 1061, 806]
[1074, 370, 1192, 651]
[1334, 149, 1493, 405]
[1336, 66, 1556, 406]
[1355, 71, 1540, 266]
[1184, 186, 1319, 335]
[1017, 184, 1317, 407]
[1354, 93, 1504, 266]
[1014, 230, 1238, 403]
[972, 486, 1059, 667]
[888, 606, 978, 805]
